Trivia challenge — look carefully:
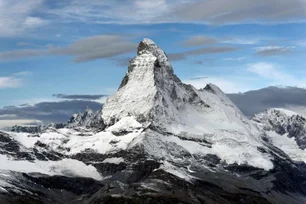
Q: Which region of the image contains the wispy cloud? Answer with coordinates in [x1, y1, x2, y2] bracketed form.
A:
[0, 0, 304, 38]
[50, 35, 136, 62]
[0, 35, 136, 63]
[0, 77, 22, 89]
[0, 71, 32, 89]
[222, 38, 258, 45]
[0, 119, 42, 129]
[53, 94, 108, 100]
[184, 76, 252, 93]
[182, 35, 218, 47]
[254, 46, 295, 56]
[248, 62, 292, 80]
[247, 62, 306, 87]
[296, 40, 306, 47]
[169, 46, 239, 61]
[45, 0, 172, 24]
[181, 35, 260, 48]
[224, 57, 248, 61]
[13, 71, 32, 77]
[0, 0, 46, 37]
[169, 0, 306, 25]
[184, 62, 306, 93]
[1, 0, 304, 38]
[45, 0, 306, 25]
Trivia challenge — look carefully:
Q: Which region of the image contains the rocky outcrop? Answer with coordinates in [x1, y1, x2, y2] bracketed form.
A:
[252, 108, 306, 150]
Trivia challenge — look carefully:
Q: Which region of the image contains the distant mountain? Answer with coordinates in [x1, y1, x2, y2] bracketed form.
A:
[11, 106, 104, 133]
[1, 39, 306, 204]
[227, 86, 306, 117]
[252, 108, 306, 162]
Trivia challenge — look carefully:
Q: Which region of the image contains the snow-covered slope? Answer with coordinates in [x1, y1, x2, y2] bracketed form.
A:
[1, 39, 306, 204]
[252, 108, 306, 162]
[101, 38, 272, 170]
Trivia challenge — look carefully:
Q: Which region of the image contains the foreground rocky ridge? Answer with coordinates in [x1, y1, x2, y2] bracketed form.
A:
[1, 39, 306, 204]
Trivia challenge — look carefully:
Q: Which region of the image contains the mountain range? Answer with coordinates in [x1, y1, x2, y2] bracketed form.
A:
[1, 39, 306, 204]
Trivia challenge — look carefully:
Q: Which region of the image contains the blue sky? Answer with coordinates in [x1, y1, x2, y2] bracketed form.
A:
[0, 0, 306, 126]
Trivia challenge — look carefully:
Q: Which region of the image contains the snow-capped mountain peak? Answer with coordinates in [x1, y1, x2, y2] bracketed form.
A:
[137, 38, 171, 68]
[102, 38, 208, 129]
[101, 38, 273, 171]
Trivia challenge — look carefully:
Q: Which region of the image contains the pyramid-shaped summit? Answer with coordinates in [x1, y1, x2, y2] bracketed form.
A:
[102, 38, 208, 128]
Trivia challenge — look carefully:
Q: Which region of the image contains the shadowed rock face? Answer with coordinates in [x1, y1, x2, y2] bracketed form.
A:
[2, 39, 306, 204]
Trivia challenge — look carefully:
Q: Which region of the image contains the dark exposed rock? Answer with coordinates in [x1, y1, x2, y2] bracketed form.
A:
[11, 125, 43, 134]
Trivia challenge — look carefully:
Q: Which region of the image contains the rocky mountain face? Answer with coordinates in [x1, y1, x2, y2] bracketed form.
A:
[1, 39, 306, 204]
[66, 107, 104, 130]
[11, 125, 44, 134]
[11, 107, 105, 134]
[252, 108, 306, 163]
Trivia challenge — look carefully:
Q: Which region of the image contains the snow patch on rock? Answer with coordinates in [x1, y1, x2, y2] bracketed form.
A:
[102, 157, 125, 164]
[0, 155, 102, 180]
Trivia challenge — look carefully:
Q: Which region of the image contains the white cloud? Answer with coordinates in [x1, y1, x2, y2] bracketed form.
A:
[224, 57, 248, 61]
[0, 77, 22, 89]
[0, 114, 17, 119]
[296, 40, 306, 47]
[254, 46, 294, 56]
[0, 0, 304, 36]
[247, 62, 306, 87]
[222, 38, 258, 45]
[184, 62, 306, 93]
[285, 105, 306, 118]
[46, 0, 171, 24]
[13, 71, 32, 77]
[24, 16, 47, 28]
[0, 119, 42, 129]
[170, 0, 306, 25]
[248, 62, 291, 80]
[0, 0, 46, 37]
[0, 72, 32, 89]
[43, 0, 306, 25]
[184, 77, 253, 93]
